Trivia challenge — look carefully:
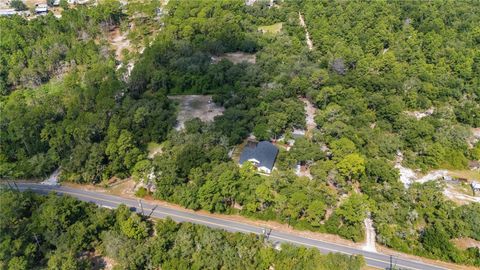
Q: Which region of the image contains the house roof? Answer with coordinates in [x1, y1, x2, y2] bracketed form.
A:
[0, 9, 17, 16]
[239, 141, 278, 171]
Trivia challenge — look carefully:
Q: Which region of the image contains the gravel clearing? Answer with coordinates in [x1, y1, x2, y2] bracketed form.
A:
[168, 95, 224, 130]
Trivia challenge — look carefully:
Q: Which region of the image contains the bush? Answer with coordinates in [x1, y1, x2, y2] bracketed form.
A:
[10, 0, 27, 11]
[135, 187, 148, 198]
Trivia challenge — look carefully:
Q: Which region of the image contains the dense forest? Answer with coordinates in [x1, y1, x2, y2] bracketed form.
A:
[0, 189, 365, 269]
[1, 0, 480, 267]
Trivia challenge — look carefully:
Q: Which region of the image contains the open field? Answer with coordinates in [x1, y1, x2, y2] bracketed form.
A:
[448, 169, 480, 181]
[258, 22, 283, 34]
[168, 95, 224, 130]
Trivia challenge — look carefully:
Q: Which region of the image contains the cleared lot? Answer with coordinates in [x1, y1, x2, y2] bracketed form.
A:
[211, 52, 256, 65]
[168, 95, 224, 130]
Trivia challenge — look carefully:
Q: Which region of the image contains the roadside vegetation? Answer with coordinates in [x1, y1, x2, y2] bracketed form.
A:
[1, 0, 479, 267]
[0, 189, 365, 270]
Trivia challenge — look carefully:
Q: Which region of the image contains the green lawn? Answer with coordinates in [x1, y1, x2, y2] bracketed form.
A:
[258, 22, 283, 34]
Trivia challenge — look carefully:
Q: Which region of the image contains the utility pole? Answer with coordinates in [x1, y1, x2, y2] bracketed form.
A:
[138, 199, 144, 215]
[147, 205, 158, 218]
[13, 181, 20, 192]
[262, 227, 272, 240]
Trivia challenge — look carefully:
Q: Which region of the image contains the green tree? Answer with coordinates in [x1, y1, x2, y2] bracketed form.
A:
[336, 153, 365, 180]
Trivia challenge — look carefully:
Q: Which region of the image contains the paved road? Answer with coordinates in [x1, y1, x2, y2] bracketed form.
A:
[13, 183, 449, 270]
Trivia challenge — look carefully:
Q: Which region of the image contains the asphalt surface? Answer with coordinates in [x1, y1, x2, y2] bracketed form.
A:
[12, 183, 450, 270]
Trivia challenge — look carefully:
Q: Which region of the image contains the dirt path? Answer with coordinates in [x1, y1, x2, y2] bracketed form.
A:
[362, 215, 377, 252]
[298, 12, 313, 51]
[300, 97, 316, 137]
[108, 27, 131, 62]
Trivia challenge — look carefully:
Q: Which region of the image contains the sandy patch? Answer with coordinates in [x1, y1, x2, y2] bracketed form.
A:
[395, 151, 448, 188]
[298, 13, 313, 50]
[211, 52, 256, 65]
[147, 142, 163, 159]
[168, 95, 224, 130]
[404, 107, 434, 120]
[362, 215, 377, 253]
[0, 0, 11, 9]
[300, 97, 316, 137]
[468, 128, 480, 147]
[451, 238, 480, 250]
[108, 27, 131, 61]
[443, 187, 480, 204]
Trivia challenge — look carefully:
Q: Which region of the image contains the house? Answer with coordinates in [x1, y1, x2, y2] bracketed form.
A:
[52, 0, 60, 6]
[35, 4, 48, 14]
[0, 9, 17, 16]
[239, 141, 278, 174]
[68, 0, 89, 4]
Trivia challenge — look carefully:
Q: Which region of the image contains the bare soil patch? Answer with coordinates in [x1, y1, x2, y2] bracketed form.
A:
[168, 95, 224, 130]
[108, 27, 131, 61]
[300, 97, 316, 137]
[404, 107, 434, 119]
[298, 13, 313, 51]
[211, 52, 256, 65]
[452, 238, 480, 250]
[0, 0, 10, 9]
[147, 142, 163, 159]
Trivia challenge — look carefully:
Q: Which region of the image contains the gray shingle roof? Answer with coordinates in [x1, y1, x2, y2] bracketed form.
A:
[239, 141, 278, 171]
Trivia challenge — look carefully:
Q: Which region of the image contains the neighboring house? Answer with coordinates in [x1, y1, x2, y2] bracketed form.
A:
[239, 141, 278, 174]
[68, 0, 89, 4]
[0, 9, 17, 16]
[35, 4, 48, 14]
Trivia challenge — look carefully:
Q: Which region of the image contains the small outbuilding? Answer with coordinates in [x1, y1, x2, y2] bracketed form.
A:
[239, 141, 278, 174]
[472, 181, 480, 196]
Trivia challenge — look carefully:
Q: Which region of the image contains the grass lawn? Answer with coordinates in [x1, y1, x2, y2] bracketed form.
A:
[448, 170, 480, 181]
[258, 22, 283, 34]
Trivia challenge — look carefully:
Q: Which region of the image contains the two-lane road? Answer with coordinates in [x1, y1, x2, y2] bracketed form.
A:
[12, 183, 449, 270]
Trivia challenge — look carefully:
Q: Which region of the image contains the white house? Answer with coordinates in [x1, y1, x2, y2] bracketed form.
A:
[239, 141, 278, 174]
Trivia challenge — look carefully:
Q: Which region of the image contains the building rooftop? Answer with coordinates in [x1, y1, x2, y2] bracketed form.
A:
[0, 9, 17, 16]
[239, 141, 278, 172]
